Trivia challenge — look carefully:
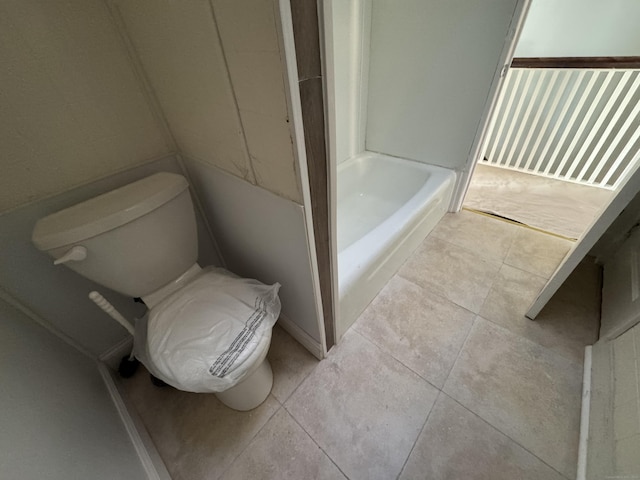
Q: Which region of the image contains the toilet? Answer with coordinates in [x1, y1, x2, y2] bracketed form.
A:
[31, 172, 276, 411]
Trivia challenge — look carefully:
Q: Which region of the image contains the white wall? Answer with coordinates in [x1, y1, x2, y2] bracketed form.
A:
[0, 0, 171, 212]
[516, 0, 640, 57]
[0, 0, 322, 359]
[365, 0, 519, 171]
[184, 157, 323, 348]
[329, 0, 371, 164]
[114, 0, 302, 203]
[0, 299, 147, 480]
[0, 156, 222, 357]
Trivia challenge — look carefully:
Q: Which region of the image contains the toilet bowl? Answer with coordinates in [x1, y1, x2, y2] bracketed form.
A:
[31, 172, 278, 410]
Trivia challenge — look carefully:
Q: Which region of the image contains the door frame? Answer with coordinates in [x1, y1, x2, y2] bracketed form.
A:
[526, 160, 640, 319]
[451, 0, 532, 211]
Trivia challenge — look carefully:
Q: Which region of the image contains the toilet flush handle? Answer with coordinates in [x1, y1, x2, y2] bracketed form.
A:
[53, 245, 87, 265]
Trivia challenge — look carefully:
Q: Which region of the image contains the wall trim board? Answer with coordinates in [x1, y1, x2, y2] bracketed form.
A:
[451, 0, 532, 211]
[278, 314, 324, 360]
[585, 340, 615, 478]
[98, 363, 172, 480]
[0, 286, 94, 360]
[320, 0, 341, 349]
[287, 0, 335, 351]
[99, 336, 134, 370]
[277, 0, 330, 355]
[577, 345, 592, 480]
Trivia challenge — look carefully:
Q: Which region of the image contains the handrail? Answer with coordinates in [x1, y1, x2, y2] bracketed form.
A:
[512, 57, 640, 69]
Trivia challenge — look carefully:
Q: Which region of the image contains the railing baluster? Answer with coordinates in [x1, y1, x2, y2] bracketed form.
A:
[543, 71, 599, 176]
[523, 70, 570, 171]
[514, 70, 559, 170]
[553, 71, 614, 180]
[502, 70, 536, 168]
[488, 69, 523, 165]
[597, 100, 640, 186]
[479, 65, 640, 190]
[533, 70, 587, 173]
[576, 71, 640, 183]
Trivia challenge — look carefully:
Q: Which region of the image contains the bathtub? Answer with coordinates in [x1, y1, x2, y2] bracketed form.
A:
[337, 152, 456, 338]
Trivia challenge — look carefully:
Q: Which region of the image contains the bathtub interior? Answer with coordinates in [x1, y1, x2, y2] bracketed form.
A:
[336, 151, 456, 339]
[337, 153, 432, 252]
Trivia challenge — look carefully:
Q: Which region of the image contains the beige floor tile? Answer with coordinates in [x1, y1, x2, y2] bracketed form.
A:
[122, 367, 280, 480]
[268, 324, 319, 403]
[443, 318, 582, 479]
[399, 394, 566, 480]
[430, 210, 519, 262]
[398, 236, 501, 312]
[220, 408, 346, 480]
[504, 228, 573, 278]
[480, 263, 599, 363]
[285, 330, 438, 480]
[354, 276, 475, 387]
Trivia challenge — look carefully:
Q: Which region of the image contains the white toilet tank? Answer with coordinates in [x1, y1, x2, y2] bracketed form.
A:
[32, 173, 198, 298]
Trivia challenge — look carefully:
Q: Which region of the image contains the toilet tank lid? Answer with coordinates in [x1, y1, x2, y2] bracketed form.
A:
[32, 172, 189, 251]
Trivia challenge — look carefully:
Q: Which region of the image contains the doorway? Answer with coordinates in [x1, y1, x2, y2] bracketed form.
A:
[463, 1, 640, 241]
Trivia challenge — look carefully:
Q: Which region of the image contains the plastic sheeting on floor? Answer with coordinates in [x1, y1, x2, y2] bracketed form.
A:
[464, 165, 613, 239]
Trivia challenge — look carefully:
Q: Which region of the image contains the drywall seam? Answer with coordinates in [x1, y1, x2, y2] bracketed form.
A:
[98, 363, 172, 480]
[104, 0, 178, 153]
[0, 152, 180, 216]
[206, 0, 258, 185]
[175, 153, 228, 269]
[0, 286, 94, 359]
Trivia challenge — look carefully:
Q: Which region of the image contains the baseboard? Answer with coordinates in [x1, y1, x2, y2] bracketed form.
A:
[577, 346, 593, 480]
[278, 314, 325, 360]
[99, 336, 134, 370]
[97, 363, 171, 480]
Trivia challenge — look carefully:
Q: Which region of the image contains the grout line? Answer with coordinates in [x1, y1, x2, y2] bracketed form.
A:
[283, 405, 351, 480]
[215, 399, 284, 480]
[269, 351, 319, 406]
[352, 320, 448, 390]
[395, 269, 491, 318]
[476, 312, 584, 366]
[441, 316, 478, 390]
[396, 391, 442, 480]
[441, 391, 573, 480]
[349, 328, 442, 391]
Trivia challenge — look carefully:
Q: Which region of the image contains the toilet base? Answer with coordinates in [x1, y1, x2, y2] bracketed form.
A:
[215, 358, 273, 411]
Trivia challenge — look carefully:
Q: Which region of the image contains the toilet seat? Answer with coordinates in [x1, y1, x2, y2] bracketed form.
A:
[142, 267, 280, 393]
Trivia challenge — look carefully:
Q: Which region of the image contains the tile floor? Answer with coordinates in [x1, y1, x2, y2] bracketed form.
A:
[121, 210, 600, 480]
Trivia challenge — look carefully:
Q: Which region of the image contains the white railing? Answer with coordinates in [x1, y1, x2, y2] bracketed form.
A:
[481, 67, 640, 189]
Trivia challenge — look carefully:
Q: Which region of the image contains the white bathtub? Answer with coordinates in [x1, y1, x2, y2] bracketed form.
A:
[337, 152, 456, 338]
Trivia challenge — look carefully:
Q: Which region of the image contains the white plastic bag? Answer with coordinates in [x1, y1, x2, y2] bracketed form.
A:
[134, 267, 280, 393]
